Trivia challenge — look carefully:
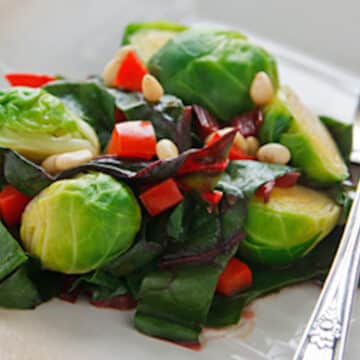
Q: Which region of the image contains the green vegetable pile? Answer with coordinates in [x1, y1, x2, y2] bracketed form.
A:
[0, 20, 355, 348]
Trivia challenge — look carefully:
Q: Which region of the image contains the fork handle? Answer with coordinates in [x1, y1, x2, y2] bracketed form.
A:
[293, 181, 360, 360]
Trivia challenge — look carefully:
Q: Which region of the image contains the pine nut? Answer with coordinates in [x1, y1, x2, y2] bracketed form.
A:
[142, 74, 164, 102]
[41, 155, 58, 174]
[41, 150, 93, 174]
[250, 71, 274, 106]
[246, 136, 260, 155]
[256, 143, 291, 164]
[102, 46, 134, 87]
[233, 132, 248, 152]
[156, 139, 179, 160]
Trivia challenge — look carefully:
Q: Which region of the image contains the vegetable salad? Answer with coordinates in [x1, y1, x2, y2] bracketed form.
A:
[0, 21, 354, 347]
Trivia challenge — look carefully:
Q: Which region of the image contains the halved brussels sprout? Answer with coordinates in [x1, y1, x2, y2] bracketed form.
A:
[20, 173, 141, 274]
[0, 87, 100, 162]
[239, 185, 340, 265]
[148, 29, 278, 122]
[122, 21, 187, 62]
[261, 87, 348, 183]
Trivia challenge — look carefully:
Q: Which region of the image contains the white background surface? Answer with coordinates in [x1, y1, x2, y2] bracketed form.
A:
[0, 0, 359, 78]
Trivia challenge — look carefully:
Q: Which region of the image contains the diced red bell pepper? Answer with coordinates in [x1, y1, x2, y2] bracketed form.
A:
[255, 179, 276, 203]
[107, 121, 156, 160]
[114, 49, 148, 91]
[207, 131, 256, 161]
[4, 73, 56, 88]
[140, 178, 183, 216]
[216, 257, 253, 296]
[0, 185, 32, 227]
[230, 108, 263, 137]
[201, 190, 223, 206]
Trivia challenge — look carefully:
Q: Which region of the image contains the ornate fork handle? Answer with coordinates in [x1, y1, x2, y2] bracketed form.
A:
[293, 180, 360, 360]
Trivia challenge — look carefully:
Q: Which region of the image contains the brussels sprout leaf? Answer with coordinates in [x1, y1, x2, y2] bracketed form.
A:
[44, 80, 115, 148]
[217, 160, 297, 198]
[206, 226, 342, 327]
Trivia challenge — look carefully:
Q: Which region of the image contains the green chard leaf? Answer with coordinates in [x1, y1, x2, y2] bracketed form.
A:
[207, 226, 342, 327]
[217, 160, 296, 198]
[134, 195, 246, 344]
[0, 260, 61, 309]
[0, 220, 27, 282]
[44, 80, 115, 148]
[103, 216, 164, 277]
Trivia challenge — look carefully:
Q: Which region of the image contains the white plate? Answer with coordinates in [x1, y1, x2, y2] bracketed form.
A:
[0, 6, 360, 359]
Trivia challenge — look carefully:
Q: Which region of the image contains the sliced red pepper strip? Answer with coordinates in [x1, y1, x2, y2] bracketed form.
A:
[206, 130, 255, 161]
[114, 50, 148, 91]
[256, 172, 301, 203]
[201, 190, 223, 206]
[216, 257, 253, 296]
[4, 73, 56, 88]
[0, 185, 32, 227]
[178, 130, 236, 176]
[107, 121, 156, 160]
[140, 178, 183, 216]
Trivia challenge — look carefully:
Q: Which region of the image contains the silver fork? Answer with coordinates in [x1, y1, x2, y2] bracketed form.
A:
[293, 99, 360, 360]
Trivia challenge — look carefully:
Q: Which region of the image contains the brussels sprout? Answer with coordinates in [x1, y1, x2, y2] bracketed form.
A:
[0, 87, 100, 162]
[239, 185, 340, 265]
[122, 21, 187, 62]
[20, 173, 141, 274]
[261, 87, 348, 183]
[148, 29, 278, 122]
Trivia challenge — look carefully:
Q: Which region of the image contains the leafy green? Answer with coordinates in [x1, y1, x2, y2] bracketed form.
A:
[207, 227, 342, 327]
[1, 148, 52, 196]
[70, 270, 128, 302]
[103, 217, 164, 277]
[319, 115, 353, 161]
[44, 80, 115, 148]
[0, 260, 61, 309]
[134, 196, 245, 343]
[148, 29, 278, 121]
[217, 160, 296, 198]
[0, 220, 27, 282]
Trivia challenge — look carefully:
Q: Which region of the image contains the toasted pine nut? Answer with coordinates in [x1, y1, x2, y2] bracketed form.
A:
[42, 150, 93, 173]
[156, 139, 179, 160]
[55, 150, 94, 171]
[102, 46, 134, 87]
[233, 132, 248, 152]
[257, 143, 291, 164]
[250, 72, 274, 106]
[41, 155, 58, 174]
[246, 136, 260, 155]
[142, 74, 164, 102]
[113, 45, 134, 61]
